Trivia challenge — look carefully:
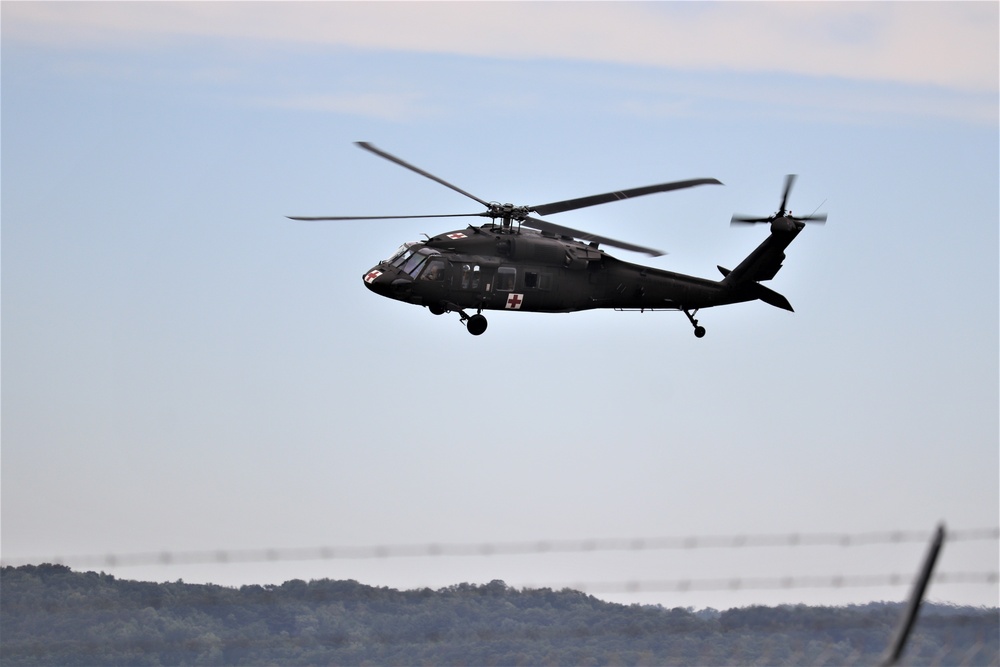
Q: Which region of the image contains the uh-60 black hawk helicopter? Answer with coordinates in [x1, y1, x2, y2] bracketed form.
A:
[290, 142, 825, 337]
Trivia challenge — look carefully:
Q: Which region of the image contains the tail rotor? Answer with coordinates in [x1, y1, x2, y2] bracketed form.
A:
[731, 174, 827, 226]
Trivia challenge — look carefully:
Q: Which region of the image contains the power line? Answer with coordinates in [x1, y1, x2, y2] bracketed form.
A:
[555, 572, 999, 595]
[3, 527, 996, 569]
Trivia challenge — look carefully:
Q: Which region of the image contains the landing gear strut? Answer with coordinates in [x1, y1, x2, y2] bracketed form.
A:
[684, 308, 706, 338]
[427, 301, 488, 336]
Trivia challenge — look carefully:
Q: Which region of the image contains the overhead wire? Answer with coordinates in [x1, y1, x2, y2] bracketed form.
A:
[3, 527, 997, 595]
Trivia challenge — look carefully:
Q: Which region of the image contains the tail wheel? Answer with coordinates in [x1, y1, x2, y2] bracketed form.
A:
[683, 308, 706, 339]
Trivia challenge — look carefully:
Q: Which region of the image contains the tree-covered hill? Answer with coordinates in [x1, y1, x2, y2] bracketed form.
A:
[1, 564, 997, 666]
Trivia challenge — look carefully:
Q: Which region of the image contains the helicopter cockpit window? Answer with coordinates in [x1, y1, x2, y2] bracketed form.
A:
[495, 266, 516, 291]
[387, 242, 423, 268]
[401, 253, 426, 276]
[402, 248, 441, 278]
[391, 248, 415, 268]
[421, 259, 446, 281]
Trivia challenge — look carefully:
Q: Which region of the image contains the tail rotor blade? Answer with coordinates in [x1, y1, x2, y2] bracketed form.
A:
[732, 174, 826, 225]
[779, 174, 797, 214]
[731, 214, 772, 225]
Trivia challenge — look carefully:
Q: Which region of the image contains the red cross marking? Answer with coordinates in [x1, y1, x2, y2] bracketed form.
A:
[506, 293, 524, 309]
[364, 270, 382, 284]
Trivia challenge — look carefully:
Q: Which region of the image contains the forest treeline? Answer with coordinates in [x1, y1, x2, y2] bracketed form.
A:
[1, 564, 997, 666]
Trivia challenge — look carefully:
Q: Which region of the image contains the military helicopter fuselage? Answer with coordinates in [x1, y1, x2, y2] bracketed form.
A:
[362, 217, 805, 337]
[293, 143, 823, 337]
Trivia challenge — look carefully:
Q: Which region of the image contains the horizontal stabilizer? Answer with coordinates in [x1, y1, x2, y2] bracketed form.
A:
[752, 284, 794, 311]
[718, 265, 731, 278]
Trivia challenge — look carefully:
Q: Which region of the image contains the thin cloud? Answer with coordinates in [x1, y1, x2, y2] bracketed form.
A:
[259, 92, 436, 122]
[5, 2, 997, 93]
[613, 71, 998, 126]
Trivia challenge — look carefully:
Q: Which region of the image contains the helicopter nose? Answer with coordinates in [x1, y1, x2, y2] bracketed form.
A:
[363, 267, 412, 297]
[363, 268, 388, 293]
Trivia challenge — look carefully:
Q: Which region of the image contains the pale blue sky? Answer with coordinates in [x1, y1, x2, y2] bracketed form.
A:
[2, 2, 997, 610]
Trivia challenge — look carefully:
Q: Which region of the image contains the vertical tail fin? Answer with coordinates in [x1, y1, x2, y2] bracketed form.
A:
[719, 220, 803, 311]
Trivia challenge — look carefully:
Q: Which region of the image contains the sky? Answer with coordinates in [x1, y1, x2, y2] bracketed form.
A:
[2, 1, 998, 612]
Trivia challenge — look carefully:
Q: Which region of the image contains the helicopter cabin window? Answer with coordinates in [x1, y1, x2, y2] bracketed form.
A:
[459, 264, 481, 290]
[421, 259, 446, 281]
[524, 271, 552, 290]
[495, 266, 516, 291]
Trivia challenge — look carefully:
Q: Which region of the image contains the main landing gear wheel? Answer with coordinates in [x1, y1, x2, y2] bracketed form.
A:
[466, 314, 488, 336]
[694, 326, 706, 338]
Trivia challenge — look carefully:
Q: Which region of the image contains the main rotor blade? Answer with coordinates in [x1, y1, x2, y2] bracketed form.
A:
[522, 216, 665, 257]
[356, 142, 491, 208]
[287, 213, 486, 222]
[530, 178, 722, 217]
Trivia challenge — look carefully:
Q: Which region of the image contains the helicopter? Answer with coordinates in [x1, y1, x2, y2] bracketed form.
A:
[290, 143, 825, 337]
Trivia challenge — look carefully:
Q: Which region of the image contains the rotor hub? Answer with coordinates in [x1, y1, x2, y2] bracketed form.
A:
[487, 203, 529, 221]
[487, 202, 530, 227]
